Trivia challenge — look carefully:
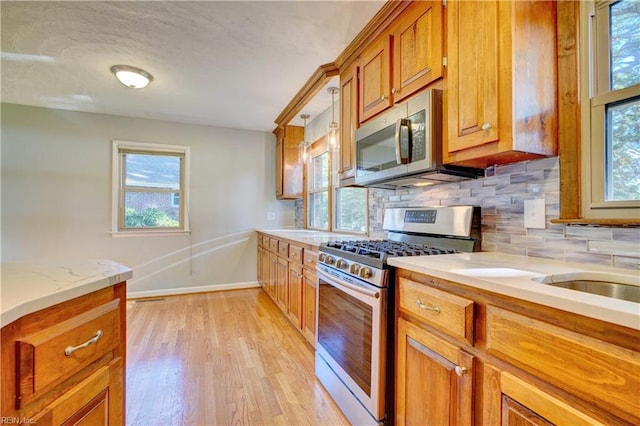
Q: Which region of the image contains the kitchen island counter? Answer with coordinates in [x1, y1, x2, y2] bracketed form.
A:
[1, 259, 132, 327]
[389, 252, 640, 330]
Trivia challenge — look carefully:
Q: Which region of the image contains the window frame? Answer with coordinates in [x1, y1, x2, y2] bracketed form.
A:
[304, 137, 368, 234]
[111, 140, 191, 236]
[580, 0, 640, 221]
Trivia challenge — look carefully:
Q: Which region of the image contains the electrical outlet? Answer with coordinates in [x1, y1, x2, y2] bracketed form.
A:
[267, 211, 276, 221]
[524, 199, 546, 229]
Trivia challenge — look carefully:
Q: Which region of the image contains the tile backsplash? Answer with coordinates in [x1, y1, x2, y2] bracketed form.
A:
[294, 157, 639, 270]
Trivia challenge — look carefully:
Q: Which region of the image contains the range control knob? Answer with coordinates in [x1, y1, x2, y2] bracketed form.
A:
[336, 259, 347, 269]
[318, 253, 326, 262]
[359, 267, 372, 279]
[325, 256, 336, 265]
[350, 264, 361, 275]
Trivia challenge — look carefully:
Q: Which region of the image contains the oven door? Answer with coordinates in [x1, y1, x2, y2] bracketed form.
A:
[315, 264, 387, 420]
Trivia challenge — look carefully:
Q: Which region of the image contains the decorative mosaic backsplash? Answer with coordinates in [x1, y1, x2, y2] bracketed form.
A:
[294, 157, 639, 269]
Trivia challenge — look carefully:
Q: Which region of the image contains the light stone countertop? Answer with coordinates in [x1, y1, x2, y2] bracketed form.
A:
[388, 252, 640, 330]
[1, 259, 133, 327]
[256, 228, 368, 247]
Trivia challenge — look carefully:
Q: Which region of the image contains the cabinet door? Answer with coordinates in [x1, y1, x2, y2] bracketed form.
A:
[275, 131, 284, 197]
[445, 0, 500, 155]
[276, 257, 288, 311]
[268, 253, 278, 299]
[359, 32, 392, 123]
[287, 263, 303, 328]
[501, 395, 553, 426]
[301, 269, 317, 346]
[339, 62, 358, 181]
[392, 0, 443, 103]
[396, 318, 474, 425]
[282, 125, 304, 199]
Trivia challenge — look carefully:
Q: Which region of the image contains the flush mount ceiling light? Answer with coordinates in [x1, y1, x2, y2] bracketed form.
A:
[110, 65, 153, 89]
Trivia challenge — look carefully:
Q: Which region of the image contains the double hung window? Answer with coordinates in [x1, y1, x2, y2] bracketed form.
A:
[112, 140, 190, 234]
[582, 0, 640, 219]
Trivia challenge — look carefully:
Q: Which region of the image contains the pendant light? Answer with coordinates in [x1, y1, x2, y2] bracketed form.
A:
[298, 114, 311, 164]
[326, 87, 339, 150]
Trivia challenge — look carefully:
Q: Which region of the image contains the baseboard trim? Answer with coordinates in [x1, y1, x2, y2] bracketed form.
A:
[127, 281, 261, 299]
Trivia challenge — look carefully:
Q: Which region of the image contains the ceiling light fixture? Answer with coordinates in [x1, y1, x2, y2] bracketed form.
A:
[298, 114, 311, 164]
[326, 87, 339, 150]
[110, 65, 153, 89]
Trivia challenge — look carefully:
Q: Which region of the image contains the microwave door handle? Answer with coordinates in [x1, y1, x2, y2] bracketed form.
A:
[395, 118, 412, 165]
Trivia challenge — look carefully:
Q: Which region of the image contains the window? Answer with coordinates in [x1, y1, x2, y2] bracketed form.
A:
[112, 140, 190, 234]
[582, 0, 640, 220]
[305, 137, 367, 233]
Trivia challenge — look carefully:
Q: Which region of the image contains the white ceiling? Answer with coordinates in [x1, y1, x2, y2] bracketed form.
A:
[1, 1, 384, 132]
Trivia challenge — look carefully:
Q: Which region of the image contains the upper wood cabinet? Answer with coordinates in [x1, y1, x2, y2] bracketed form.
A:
[392, 0, 443, 104]
[339, 61, 358, 183]
[275, 125, 304, 199]
[359, 0, 444, 124]
[444, 0, 558, 168]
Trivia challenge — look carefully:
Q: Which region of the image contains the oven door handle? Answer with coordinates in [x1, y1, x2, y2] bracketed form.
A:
[316, 267, 380, 299]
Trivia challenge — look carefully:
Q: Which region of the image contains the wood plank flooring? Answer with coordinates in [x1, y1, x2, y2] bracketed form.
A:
[126, 288, 349, 426]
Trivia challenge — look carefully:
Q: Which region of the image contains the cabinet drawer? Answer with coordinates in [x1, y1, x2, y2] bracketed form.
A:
[16, 299, 120, 407]
[278, 241, 289, 257]
[398, 277, 474, 344]
[303, 250, 318, 269]
[289, 244, 303, 264]
[261, 235, 270, 248]
[486, 306, 640, 422]
[269, 238, 278, 253]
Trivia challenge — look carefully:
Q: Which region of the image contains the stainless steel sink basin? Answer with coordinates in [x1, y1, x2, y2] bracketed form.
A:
[532, 272, 640, 303]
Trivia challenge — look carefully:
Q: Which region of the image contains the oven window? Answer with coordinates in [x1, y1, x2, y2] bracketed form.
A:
[317, 280, 372, 396]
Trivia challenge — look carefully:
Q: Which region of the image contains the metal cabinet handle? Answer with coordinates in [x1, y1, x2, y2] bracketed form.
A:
[481, 122, 492, 131]
[64, 330, 103, 356]
[391, 88, 397, 94]
[455, 366, 467, 377]
[381, 95, 388, 101]
[416, 299, 441, 314]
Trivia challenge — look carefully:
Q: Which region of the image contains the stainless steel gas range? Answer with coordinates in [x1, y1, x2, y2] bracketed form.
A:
[315, 206, 481, 425]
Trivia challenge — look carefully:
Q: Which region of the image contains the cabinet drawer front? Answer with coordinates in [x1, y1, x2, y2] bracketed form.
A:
[16, 300, 120, 405]
[289, 244, 303, 264]
[303, 250, 318, 269]
[269, 238, 278, 253]
[278, 241, 289, 257]
[261, 235, 270, 248]
[486, 306, 640, 421]
[398, 278, 474, 344]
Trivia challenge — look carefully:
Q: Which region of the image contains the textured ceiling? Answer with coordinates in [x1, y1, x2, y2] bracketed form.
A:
[1, 1, 384, 132]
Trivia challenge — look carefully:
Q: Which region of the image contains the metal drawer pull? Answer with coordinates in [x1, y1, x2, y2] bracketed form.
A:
[64, 330, 103, 356]
[481, 122, 492, 131]
[455, 366, 467, 377]
[416, 299, 441, 314]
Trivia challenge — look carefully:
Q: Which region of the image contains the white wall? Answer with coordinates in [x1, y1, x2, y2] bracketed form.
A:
[1, 104, 295, 296]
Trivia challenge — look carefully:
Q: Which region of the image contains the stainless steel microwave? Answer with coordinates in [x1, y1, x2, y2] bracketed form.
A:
[354, 89, 482, 187]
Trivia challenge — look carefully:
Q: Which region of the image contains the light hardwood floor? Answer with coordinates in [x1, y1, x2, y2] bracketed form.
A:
[126, 288, 349, 426]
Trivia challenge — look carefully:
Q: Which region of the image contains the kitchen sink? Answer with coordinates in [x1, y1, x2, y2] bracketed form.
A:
[532, 272, 640, 303]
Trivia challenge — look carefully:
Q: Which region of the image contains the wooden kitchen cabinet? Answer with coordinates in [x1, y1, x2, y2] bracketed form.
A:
[339, 61, 358, 184]
[257, 232, 318, 346]
[276, 256, 288, 311]
[358, 0, 443, 124]
[395, 269, 640, 425]
[391, 0, 443, 104]
[444, 0, 557, 168]
[287, 262, 303, 328]
[396, 317, 474, 425]
[1, 283, 126, 425]
[274, 125, 304, 199]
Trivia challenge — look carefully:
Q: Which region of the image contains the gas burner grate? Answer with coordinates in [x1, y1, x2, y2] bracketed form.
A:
[326, 240, 458, 259]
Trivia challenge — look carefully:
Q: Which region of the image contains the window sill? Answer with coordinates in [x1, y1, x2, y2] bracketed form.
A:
[551, 218, 640, 227]
[110, 230, 192, 238]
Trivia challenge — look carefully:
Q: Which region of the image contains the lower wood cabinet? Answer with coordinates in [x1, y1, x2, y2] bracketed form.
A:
[257, 232, 318, 347]
[1, 284, 126, 425]
[395, 270, 640, 425]
[396, 317, 474, 425]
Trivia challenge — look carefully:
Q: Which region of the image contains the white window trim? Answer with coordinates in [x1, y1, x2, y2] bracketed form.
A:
[580, 0, 640, 220]
[111, 140, 191, 236]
